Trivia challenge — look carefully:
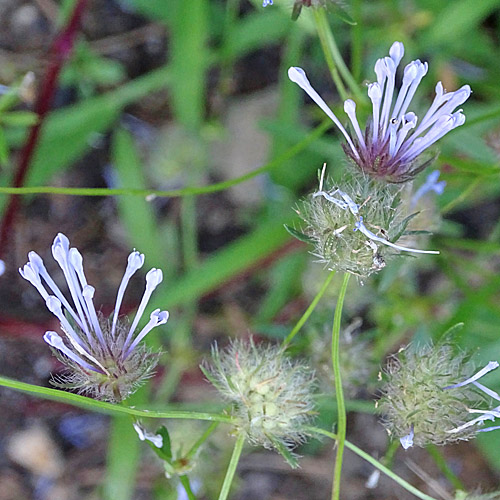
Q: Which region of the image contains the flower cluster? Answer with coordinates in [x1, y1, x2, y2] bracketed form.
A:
[289, 42, 470, 183]
[378, 342, 500, 448]
[20, 233, 168, 402]
[202, 339, 316, 464]
[294, 166, 438, 278]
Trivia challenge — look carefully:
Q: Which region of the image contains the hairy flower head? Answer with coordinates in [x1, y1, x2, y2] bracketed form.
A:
[20, 233, 168, 402]
[378, 342, 500, 448]
[289, 42, 470, 183]
[202, 339, 316, 464]
[291, 167, 438, 278]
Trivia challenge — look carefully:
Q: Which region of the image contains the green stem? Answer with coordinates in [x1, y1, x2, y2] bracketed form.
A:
[283, 269, 335, 346]
[427, 444, 465, 491]
[307, 427, 440, 500]
[351, 0, 363, 81]
[313, 9, 364, 102]
[331, 272, 350, 500]
[313, 9, 348, 101]
[186, 421, 220, 460]
[179, 475, 197, 500]
[0, 375, 235, 422]
[0, 121, 331, 199]
[218, 433, 245, 500]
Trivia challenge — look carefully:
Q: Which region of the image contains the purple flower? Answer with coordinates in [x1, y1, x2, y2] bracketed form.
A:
[20, 233, 168, 402]
[288, 42, 471, 183]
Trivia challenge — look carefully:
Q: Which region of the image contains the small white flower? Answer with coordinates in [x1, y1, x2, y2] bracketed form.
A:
[289, 42, 471, 183]
[20, 233, 168, 402]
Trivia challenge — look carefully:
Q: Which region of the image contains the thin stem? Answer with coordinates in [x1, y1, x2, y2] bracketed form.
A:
[351, 0, 363, 82]
[283, 269, 335, 346]
[179, 475, 197, 500]
[427, 444, 465, 491]
[307, 426, 440, 500]
[186, 421, 219, 460]
[313, 9, 365, 103]
[0, 375, 235, 422]
[218, 433, 245, 500]
[0, 121, 332, 198]
[313, 9, 348, 102]
[331, 272, 350, 500]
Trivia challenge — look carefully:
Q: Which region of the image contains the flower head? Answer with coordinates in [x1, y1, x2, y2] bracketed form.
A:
[289, 42, 471, 183]
[378, 342, 500, 448]
[202, 339, 316, 466]
[20, 233, 168, 402]
[292, 166, 438, 278]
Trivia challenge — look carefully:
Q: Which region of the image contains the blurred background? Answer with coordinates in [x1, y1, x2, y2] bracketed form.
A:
[0, 0, 500, 499]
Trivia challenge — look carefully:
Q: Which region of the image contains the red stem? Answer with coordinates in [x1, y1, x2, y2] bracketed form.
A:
[0, 0, 88, 258]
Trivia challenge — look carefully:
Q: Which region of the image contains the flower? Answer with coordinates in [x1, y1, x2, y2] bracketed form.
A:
[288, 41, 471, 183]
[19, 233, 168, 402]
[378, 342, 500, 448]
[201, 339, 316, 466]
[292, 166, 438, 278]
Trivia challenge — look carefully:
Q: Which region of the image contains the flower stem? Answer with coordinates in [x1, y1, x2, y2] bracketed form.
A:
[179, 475, 197, 500]
[307, 426, 440, 500]
[283, 269, 335, 346]
[186, 421, 219, 460]
[427, 444, 465, 491]
[218, 433, 245, 500]
[312, 9, 365, 103]
[331, 272, 350, 500]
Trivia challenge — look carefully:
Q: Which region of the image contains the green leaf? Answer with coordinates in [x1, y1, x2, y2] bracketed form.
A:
[328, 2, 356, 25]
[424, 0, 500, 46]
[284, 224, 313, 244]
[0, 111, 38, 127]
[112, 128, 165, 269]
[269, 436, 299, 469]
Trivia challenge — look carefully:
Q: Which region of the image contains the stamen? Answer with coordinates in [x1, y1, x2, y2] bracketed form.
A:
[111, 251, 145, 337]
[26, 251, 83, 329]
[393, 112, 417, 154]
[45, 296, 85, 348]
[82, 285, 106, 346]
[446, 407, 500, 434]
[125, 268, 164, 346]
[44, 331, 100, 373]
[313, 190, 348, 210]
[336, 189, 359, 215]
[443, 361, 499, 390]
[389, 41, 404, 66]
[354, 216, 439, 255]
[124, 309, 169, 358]
[379, 57, 397, 135]
[396, 60, 428, 121]
[344, 99, 366, 151]
[52, 234, 90, 338]
[473, 381, 500, 402]
[288, 67, 360, 159]
[69, 248, 103, 346]
[368, 83, 382, 144]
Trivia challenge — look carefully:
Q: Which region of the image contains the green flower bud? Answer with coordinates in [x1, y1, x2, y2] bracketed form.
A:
[378, 342, 500, 448]
[291, 169, 437, 278]
[202, 339, 316, 464]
